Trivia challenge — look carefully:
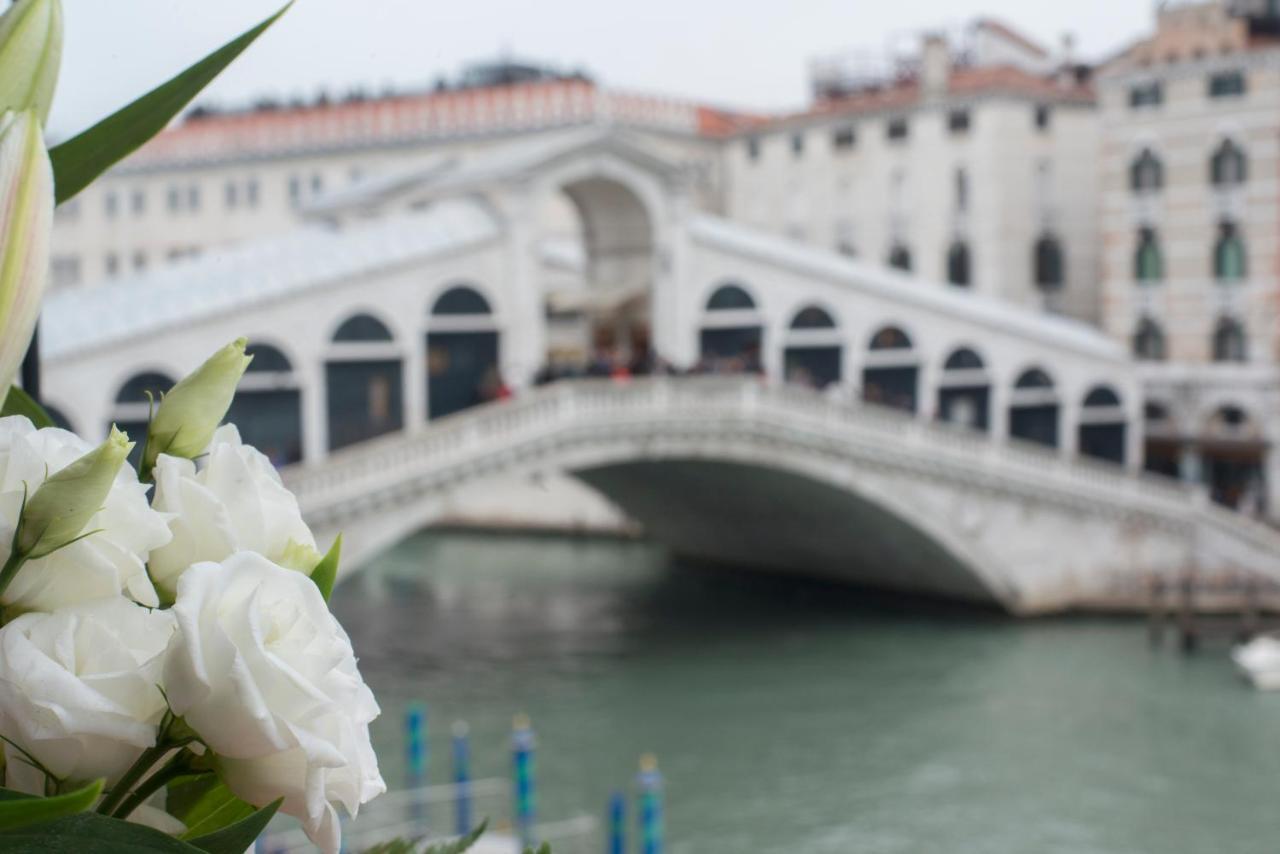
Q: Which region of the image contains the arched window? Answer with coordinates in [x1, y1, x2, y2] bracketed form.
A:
[1213, 221, 1246, 280]
[863, 326, 917, 412]
[938, 347, 989, 431]
[1210, 139, 1247, 187]
[887, 243, 912, 272]
[1079, 385, 1126, 465]
[869, 326, 912, 350]
[431, 285, 492, 316]
[944, 347, 984, 371]
[789, 306, 836, 329]
[705, 284, 756, 311]
[1034, 234, 1063, 290]
[112, 371, 176, 464]
[333, 313, 393, 342]
[1132, 317, 1166, 361]
[946, 240, 971, 288]
[116, 371, 174, 404]
[1212, 317, 1247, 362]
[1134, 228, 1163, 282]
[1130, 149, 1164, 193]
[229, 343, 303, 465]
[1009, 368, 1059, 448]
[783, 306, 841, 389]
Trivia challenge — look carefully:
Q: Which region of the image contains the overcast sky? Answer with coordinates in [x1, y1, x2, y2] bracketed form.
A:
[48, 0, 1153, 138]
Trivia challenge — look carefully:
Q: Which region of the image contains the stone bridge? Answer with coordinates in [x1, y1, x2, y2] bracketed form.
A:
[282, 376, 1280, 614]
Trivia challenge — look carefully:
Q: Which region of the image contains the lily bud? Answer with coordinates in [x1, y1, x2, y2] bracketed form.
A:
[0, 109, 52, 392]
[144, 338, 252, 470]
[19, 426, 132, 559]
[0, 0, 63, 125]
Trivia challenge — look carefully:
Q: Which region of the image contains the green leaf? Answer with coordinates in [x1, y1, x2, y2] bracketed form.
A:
[48, 3, 291, 205]
[167, 777, 253, 841]
[0, 780, 101, 830]
[0, 385, 54, 428]
[522, 845, 553, 854]
[0, 810, 202, 852]
[311, 534, 341, 601]
[186, 798, 279, 854]
[359, 839, 422, 854]
[420, 821, 487, 854]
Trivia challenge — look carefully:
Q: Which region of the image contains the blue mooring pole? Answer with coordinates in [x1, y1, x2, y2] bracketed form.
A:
[636, 754, 663, 854]
[405, 703, 428, 830]
[452, 721, 472, 836]
[512, 714, 536, 849]
[608, 790, 626, 854]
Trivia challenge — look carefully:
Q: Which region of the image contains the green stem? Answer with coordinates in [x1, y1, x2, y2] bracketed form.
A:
[112, 752, 195, 821]
[96, 742, 171, 816]
[0, 550, 27, 601]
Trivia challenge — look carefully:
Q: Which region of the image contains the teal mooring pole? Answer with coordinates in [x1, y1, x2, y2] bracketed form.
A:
[636, 754, 663, 854]
[512, 714, 536, 849]
[608, 790, 626, 854]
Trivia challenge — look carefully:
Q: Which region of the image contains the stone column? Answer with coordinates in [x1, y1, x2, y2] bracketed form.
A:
[301, 358, 328, 463]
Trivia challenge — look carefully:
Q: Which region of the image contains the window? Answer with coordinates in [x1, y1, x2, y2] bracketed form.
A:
[187, 184, 201, 211]
[1210, 139, 1247, 186]
[333, 313, 394, 342]
[105, 252, 119, 278]
[1129, 81, 1164, 108]
[888, 243, 912, 272]
[1212, 317, 1247, 362]
[1034, 234, 1064, 290]
[746, 136, 761, 161]
[130, 189, 146, 215]
[947, 241, 971, 288]
[132, 250, 147, 272]
[705, 284, 757, 311]
[1034, 104, 1051, 130]
[1133, 318, 1166, 361]
[167, 185, 181, 212]
[791, 132, 805, 157]
[431, 286, 492, 315]
[1134, 228, 1163, 282]
[1214, 222, 1246, 280]
[947, 109, 970, 134]
[886, 117, 908, 141]
[1129, 149, 1163, 193]
[50, 255, 80, 288]
[955, 167, 969, 212]
[104, 190, 118, 218]
[288, 175, 302, 204]
[246, 178, 260, 208]
[831, 126, 856, 151]
[1208, 69, 1246, 98]
[790, 306, 836, 329]
[224, 181, 238, 209]
[310, 173, 324, 194]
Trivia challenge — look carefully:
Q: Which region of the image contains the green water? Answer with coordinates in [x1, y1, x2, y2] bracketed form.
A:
[333, 531, 1280, 854]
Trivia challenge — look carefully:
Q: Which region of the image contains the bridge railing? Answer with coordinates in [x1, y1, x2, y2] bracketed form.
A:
[284, 376, 1213, 527]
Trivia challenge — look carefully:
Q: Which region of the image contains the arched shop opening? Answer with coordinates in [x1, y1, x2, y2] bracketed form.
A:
[426, 285, 500, 419]
[1077, 385, 1126, 465]
[226, 343, 303, 465]
[698, 284, 764, 373]
[1202, 405, 1266, 513]
[1008, 368, 1059, 449]
[936, 347, 990, 431]
[862, 326, 918, 413]
[111, 370, 175, 466]
[1142, 402, 1180, 479]
[325, 313, 404, 451]
[782, 305, 841, 389]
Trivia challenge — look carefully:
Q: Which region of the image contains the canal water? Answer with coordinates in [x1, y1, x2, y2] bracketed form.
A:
[333, 531, 1280, 854]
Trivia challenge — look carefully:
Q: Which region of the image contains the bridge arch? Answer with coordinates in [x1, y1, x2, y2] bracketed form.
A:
[325, 311, 404, 451]
[1009, 367, 1059, 448]
[782, 304, 841, 388]
[228, 342, 304, 465]
[937, 345, 990, 431]
[425, 283, 501, 420]
[698, 281, 765, 371]
[1201, 403, 1266, 511]
[862, 324, 918, 412]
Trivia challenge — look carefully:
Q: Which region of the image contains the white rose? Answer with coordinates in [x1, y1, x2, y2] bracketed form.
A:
[148, 424, 318, 598]
[0, 597, 174, 793]
[164, 552, 384, 853]
[0, 416, 170, 611]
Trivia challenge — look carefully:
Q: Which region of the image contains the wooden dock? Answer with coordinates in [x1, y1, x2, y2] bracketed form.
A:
[1146, 573, 1280, 652]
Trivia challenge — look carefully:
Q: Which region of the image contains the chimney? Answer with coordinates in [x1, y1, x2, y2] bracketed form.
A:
[921, 34, 950, 99]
